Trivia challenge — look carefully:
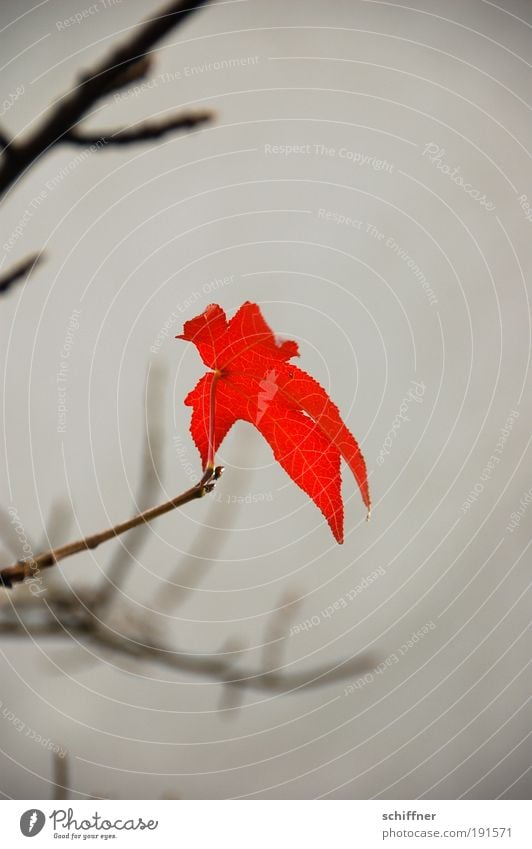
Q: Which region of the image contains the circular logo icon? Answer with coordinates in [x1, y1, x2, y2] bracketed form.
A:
[20, 810, 46, 837]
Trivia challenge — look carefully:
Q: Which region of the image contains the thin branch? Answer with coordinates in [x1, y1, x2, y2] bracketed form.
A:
[66, 110, 214, 147]
[0, 467, 223, 588]
[0, 0, 213, 199]
[0, 253, 42, 295]
[52, 752, 69, 801]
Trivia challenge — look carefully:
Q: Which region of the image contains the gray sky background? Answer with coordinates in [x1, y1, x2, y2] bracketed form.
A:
[0, 0, 530, 799]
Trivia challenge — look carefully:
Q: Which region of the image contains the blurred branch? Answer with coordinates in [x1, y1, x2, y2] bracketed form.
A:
[0, 128, 11, 153]
[0, 466, 223, 588]
[92, 364, 166, 613]
[0, 253, 42, 296]
[66, 110, 214, 147]
[52, 752, 69, 801]
[80, 631, 374, 692]
[40, 500, 75, 553]
[0, 0, 213, 199]
[217, 637, 248, 713]
[0, 585, 374, 694]
[261, 590, 302, 671]
[85, 55, 153, 95]
[150, 536, 214, 614]
[0, 505, 31, 559]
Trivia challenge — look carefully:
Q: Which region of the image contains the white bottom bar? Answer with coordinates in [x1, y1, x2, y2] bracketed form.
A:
[2, 799, 530, 848]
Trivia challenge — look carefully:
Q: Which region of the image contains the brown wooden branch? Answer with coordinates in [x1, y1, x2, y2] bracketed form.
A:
[66, 110, 214, 147]
[0, 253, 42, 295]
[0, 0, 213, 199]
[0, 466, 223, 588]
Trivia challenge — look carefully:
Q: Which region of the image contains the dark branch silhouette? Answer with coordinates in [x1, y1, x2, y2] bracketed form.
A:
[0, 253, 42, 295]
[66, 109, 214, 147]
[0, 0, 213, 200]
[0, 466, 223, 588]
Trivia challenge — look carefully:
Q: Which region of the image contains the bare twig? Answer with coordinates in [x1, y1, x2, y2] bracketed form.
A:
[0, 253, 42, 295]
[0, 0, 213, 199]
[0, 467, 223, 588]
[66, 110, 214, 147]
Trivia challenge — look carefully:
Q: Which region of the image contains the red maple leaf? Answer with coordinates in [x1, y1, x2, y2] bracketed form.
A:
[177, 302, 370, 543]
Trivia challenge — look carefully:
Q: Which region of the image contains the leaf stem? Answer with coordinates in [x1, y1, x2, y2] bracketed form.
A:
[206, 370, 222, 470]
[0, 466, 223, 589]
